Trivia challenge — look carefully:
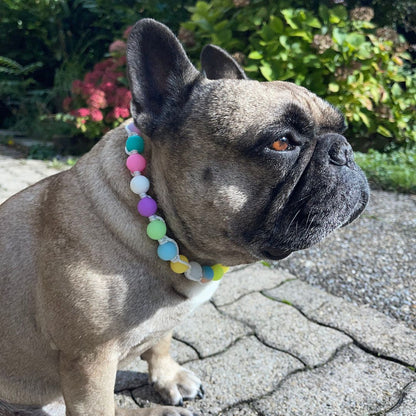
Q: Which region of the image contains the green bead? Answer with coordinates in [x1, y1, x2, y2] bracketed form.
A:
[146, 220, 166, 240]
[126, 135, 144, 153]
[212, 264, 225, 281]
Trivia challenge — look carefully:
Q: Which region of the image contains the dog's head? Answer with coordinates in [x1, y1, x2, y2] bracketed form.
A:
[126, 19, 369, 266]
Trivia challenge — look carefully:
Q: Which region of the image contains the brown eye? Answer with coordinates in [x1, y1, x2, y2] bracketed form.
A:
[271, 137, 290, 151]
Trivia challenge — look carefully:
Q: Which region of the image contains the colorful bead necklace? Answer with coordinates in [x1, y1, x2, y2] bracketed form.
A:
[124, 122, 229, 284]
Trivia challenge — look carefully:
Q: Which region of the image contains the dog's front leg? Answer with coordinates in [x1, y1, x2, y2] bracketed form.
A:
[59, 345, 118, 416]
[141, 332, 204, 406]
[58, 343, 198, 416]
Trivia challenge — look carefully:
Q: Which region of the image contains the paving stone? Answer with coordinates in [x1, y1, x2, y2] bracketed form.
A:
[0, 157, 65, 204]
[181, 336, 303, 415]
[212, 264, 294, 307]
[266, 279, 416, 366]
[254, 345, 416, 416]
[174, 302, 251, 358]
[388, 380, 416, 416]
[171, 338, 200, 363]
[115, 390, 141, 410]
[131, 384, 164, 409]
[116, 356, 148, 392]
[220, 404, 260, 415]
[220, 292, 351, 367]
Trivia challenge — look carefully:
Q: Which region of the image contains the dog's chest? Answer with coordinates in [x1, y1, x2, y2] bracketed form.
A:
[119, 280, 220, 359]
[178, 279, 221, 311]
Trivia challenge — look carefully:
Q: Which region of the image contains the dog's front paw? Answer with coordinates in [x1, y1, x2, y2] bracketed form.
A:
[149, 358, 204, 406]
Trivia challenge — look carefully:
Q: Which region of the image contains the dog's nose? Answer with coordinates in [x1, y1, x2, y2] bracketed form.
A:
[327, 134, 354, 167]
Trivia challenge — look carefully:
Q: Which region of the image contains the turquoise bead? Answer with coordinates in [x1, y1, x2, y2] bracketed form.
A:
[157, 241, 178, 261]
[202, 266, 214, 280]
[126, 135, 144, 153]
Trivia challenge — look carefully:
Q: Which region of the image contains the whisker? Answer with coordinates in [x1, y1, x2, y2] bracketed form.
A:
[285, 208, 302, 235]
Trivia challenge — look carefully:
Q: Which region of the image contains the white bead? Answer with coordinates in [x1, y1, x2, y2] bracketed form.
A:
[130, 175, 150, 194]
[184, 261, 203, 282]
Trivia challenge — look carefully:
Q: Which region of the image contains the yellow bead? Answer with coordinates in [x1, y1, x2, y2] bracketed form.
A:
[222, 265, 230, 273]
[170, 255, 189, 274]
[212, 264, 225, 281]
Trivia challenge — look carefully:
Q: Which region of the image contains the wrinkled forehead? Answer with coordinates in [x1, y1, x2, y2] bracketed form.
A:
[190, 79, 346, 138]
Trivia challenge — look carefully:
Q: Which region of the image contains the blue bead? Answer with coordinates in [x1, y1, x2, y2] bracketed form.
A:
[157, 241, 178, 261]
[202, 266, 214, 280]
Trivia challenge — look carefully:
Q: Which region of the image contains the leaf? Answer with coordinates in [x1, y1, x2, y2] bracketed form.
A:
[269, 15, 283, 34]
[358, 111, 370, 127]
[318, 5, 330, 24]
[260, 62, 273, 81]
[329, 5, 348, 24]
[377, 125, 393, 137]
[391, 83, 402, 98]
[248, 51, 263, 60]
[281, 9, 298, 29]
[345, 33, 366, 48]
[0, 56, 22, 71]
[305, 15, 321, 29]
[332, 28, 347, 46]
[328, 83, 339, 92]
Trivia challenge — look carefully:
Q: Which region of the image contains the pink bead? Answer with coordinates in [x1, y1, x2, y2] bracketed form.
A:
[126, 153, 146, 173]
[138, 197, 157, 216]
[127, 122, 141, 135]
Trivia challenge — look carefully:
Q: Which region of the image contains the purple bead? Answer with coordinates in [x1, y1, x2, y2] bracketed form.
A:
[138, 197, 157, 217]
[128, 122, 141, 135]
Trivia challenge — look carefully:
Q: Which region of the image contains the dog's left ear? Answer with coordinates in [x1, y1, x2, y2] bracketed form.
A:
[126, 19, 200, 134]
[200, 44, 248, 80]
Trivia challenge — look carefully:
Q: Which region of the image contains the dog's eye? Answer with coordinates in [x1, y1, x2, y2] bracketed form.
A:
[271, 137, 294, 152]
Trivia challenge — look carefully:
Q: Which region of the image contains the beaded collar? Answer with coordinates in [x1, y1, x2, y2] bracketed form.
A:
[124, 122, 229, 284]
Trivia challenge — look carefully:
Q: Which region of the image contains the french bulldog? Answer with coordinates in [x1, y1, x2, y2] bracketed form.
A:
[0, 18, 369, 416]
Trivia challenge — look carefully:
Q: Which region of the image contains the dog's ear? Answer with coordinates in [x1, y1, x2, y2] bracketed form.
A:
[200, 44, 248, 80]
[127, 19, 200, 134]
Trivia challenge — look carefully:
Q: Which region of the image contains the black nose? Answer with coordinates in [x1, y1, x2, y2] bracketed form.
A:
[327, 134, 354, 166]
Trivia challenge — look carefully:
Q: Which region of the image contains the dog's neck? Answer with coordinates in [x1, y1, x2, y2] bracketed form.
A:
[124, 121, 229, 285]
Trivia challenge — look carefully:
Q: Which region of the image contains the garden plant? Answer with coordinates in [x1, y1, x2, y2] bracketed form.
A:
[0, 0, 415, 192]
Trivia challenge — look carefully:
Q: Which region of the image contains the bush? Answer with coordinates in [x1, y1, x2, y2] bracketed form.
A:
[56, 30, 131, 141]
[0, 0, 194, 133]
[181, 0, 416, 149]
[354, 147, 416, 194]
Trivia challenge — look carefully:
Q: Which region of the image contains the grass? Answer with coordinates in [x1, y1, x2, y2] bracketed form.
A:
[354, 147, 416, 194]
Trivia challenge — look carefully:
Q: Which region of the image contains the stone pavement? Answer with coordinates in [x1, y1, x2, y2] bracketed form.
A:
[1, 146, 415, 415]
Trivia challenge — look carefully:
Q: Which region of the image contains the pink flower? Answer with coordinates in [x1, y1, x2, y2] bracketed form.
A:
[101, 71, 119, 85]
[77, 108, 90, 117]
[109, 40, 126, 54]
[94, 59, 114, 72]
[113, 107, 130, 119]
[81, 82, 95, 98]
[105, 109, 116, 122]
[71, 80, 84, 95]
[123, 26, 133, 39]
[87, 89, 107, 109]
[62, 97, 72, 111]
[100, 81, 116, 94]
[117, 55, 127, 66]
[84, 71, 103, 85]
[90, 109, 103, 122]
[112, 87, 131, 107]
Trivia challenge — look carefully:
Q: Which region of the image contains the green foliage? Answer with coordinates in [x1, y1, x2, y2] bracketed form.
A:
[0, 56, 42, 76]
[0, 0, 193, 133]
[354, 148, 416, 194]
[0, 55, 48, 130]
[182, 1, 416, 148]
